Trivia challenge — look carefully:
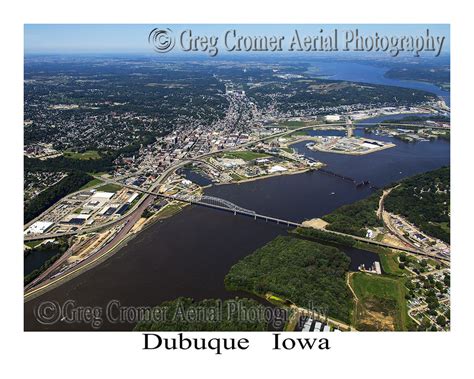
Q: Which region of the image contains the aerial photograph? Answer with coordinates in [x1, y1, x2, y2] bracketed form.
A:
[23, 24, 450, 332]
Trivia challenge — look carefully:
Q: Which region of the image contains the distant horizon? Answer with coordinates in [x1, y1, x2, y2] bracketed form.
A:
[23, 52, 451, 66]
[24, 24, 450, 58]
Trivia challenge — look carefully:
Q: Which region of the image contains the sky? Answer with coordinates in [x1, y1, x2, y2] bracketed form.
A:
[24, 24, 450, 57]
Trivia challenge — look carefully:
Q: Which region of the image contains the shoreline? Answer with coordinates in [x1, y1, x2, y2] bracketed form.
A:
[208, 166, 315, 188]
[24, 169, 315, 301]
[23, 111, 447, 301]
[288, 135, 396, 156]
[306, 142, 396, 156]
[24, 201, 189, 302]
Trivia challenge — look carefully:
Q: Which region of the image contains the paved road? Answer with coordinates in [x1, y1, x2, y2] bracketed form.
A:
[24, 119, 450, 296]
[407, 297, 450, 326]
[96, 179, 451, 262]
[25, 119, 447, 241]
[24, 195, 155, 301]
[377, 186, 423, 251]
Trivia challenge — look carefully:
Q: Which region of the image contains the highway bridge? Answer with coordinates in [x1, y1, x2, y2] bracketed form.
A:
[24, 119, 450, 261]
[24, 118, 447, 231]
[113, 182, 449, 261]
[24, 166, 449, 261]
[131, 187, 302, 227]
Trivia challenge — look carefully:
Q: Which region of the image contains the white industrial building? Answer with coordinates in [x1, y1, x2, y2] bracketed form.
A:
[325, 115, 341, 122]
[91, 191, 115, 200]
[268, 165, 288, 174]
[24, 221, 54, 235]
[127, 192, 139, 203]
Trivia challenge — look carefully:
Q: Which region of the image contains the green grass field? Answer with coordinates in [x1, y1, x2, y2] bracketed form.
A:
[378, 251, 408, 277]
[290, 130, 311, 136]
[375, 234, 385, 242]
[353, 273, 401, 300]
[96, 183, 122, 193]
[279, 120, 312, 129]
[223, 151, 270, 161]
[89, 171, 109, 177]
[229, 173, 245, 181]
[265, 293, 288, 307]
[79, 178, 103, 190]
[351, 272, 412, 331]
[156, 203, 185, 219]
[64, 150, 101, 160]
[24, 240, 43, 249]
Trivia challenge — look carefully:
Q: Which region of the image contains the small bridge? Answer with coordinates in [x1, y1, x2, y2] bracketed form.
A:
[318, 168, 379, 190]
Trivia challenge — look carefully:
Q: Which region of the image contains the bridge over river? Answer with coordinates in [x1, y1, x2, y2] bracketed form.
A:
[134, 187, 302, 227]
[24, 119, 450, 261]
[120, 183, 449, 262]
[24, 175, 449, 263]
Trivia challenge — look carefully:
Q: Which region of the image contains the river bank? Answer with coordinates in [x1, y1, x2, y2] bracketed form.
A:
[24, 126, 450, 330]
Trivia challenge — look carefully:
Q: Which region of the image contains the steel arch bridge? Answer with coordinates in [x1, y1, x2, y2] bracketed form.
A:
[191, 195, 256, 216]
